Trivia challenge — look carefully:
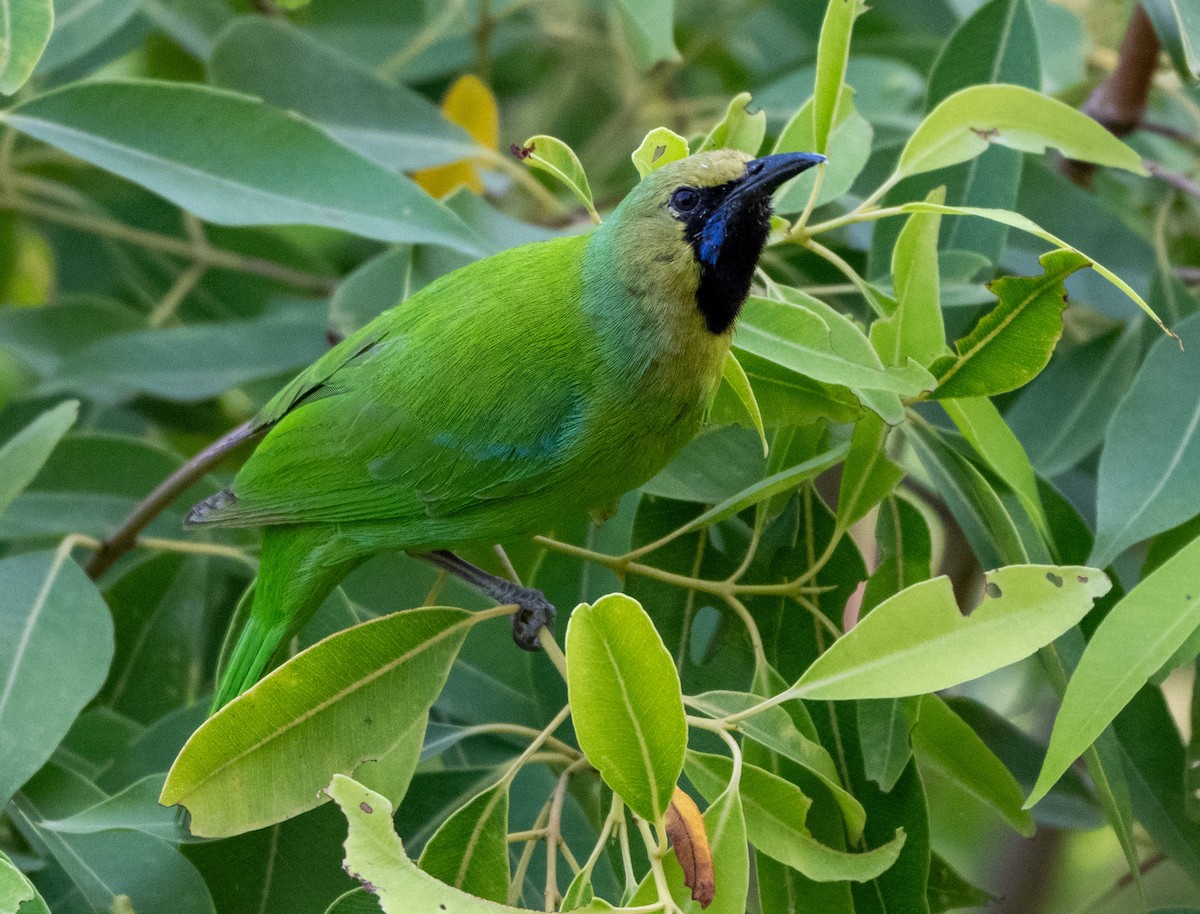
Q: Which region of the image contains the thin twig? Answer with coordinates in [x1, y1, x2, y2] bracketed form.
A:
[545, 771, 572, 912]
[84, 421, 261, 579]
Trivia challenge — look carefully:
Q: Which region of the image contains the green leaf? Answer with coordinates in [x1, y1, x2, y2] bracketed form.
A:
[736, 293, 935, 425]
[324, 890, 383, 914]
[1144, 0, 1200, 80]
[0, 550, 114, 810]
[856, 698, 919, 793]
[37, 0, 139, 73]
[0, 850, 46, 914]
[329, 246, 417, 340]
[42, 305, 327, 404]
[666, 440, 850, 538]
[773, 91, 873, 212]
[687, 691, 866, 841]
[926, 853, 993, 914]
[906, 422, 1028, 570]
[836, 412, 904, 531]
[417, 782, 509, 903]
[566, 593, 686, 822]
[4, 80, 485, 255]
[900, 202, 1173, 338]
[697, 93, 766, 156]
[862, 495, 933, 613]
[518, 134, 598, 220]
[631, 127, 689, 178]
[1005, 325, 1142, 478]
[612, 0, 679, 68]
[929, 248, 1088, 399]
[42, 774, 190, 843]
[161, 606, 473, 837]
[0, 0, 52, 94]
[912, 695, 1033, 835]
[327, 775, 612, 914]
[941, 396, 1049, 546]
[209, 18, 476, 172]
[685, 752, 905, 882]
[812, 0, 865, 153]
[791, 565, 1110, 700]
[871, 188, 946, 368]
[720, 352, 767, 456]
[1092, 312, 1200, 567]
[0, 399, 76, 519]
[1029, 532, 1200, 807]
[896, 84, 1147, 179]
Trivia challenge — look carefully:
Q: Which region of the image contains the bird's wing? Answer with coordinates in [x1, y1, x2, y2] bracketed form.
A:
[197, 234, 600, 530]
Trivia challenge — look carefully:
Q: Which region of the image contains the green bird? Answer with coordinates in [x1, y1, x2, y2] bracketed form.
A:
[189, 148, 824, 712]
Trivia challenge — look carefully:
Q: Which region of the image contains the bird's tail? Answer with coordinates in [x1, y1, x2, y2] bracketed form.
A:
[209, 525, 365, 715]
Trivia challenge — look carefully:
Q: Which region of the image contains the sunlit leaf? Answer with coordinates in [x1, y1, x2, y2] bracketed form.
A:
[516, 133, 598, 220]
[566, 593, 685, 822]
[697, 92, 766, 156]
[632, 127, 689, 177]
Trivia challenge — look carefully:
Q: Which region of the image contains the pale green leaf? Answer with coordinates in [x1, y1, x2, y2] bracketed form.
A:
[697, 92, 766, 156]
[632, 127, 689, 178]
[791, 565, 1111, 700]
[0, 399, 76, 519]
[161, 607, 473, 837]
[773, 90, 873, 211]
[327, 775, 612, 914]
[836, 412, 904, 530]
[0, 550, 113, 810]
[4, 80, 485, 255]
[871, 187, 946, 368]
[1030, 532, 1200, 807]
[418, 783, 509, 903]
[812, 0, 865, 153]
[0, 850, 44, 914]
[519, 134, 598, 220]
[687, 691, 865, 841]
[720, 352, 768, 456]
[896, 84, 1148, 179]
[685, 752, 905, 882]
[0, 0, 52, 94]
[566, 593, 686, 822]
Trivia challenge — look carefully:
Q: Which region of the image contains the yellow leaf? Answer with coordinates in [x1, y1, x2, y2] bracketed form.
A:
[665, 786, 715, 908]
[412, 74, 498, 199]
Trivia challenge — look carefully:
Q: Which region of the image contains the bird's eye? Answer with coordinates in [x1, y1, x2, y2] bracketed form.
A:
[671, 188, 700, 213]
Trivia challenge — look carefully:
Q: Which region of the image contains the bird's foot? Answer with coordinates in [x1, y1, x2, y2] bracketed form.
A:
[502, 585, 557, 651]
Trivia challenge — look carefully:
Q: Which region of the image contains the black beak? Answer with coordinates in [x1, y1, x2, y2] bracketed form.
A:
[731, 151, 826, 200]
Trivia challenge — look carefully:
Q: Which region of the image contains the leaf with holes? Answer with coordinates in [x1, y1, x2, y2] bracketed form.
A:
[632, 127, 690, 178]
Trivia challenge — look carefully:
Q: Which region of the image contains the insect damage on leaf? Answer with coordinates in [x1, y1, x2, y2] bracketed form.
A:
[510, 142, 535, 159]
[666, 787, 716, 908]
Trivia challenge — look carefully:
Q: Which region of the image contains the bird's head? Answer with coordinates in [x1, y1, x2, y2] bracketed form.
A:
[603, 149, 825, 336]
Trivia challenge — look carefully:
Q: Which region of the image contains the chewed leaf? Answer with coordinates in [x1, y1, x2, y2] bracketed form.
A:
[327, 776, 612, 914]
[697, 93, 766, 156]
[896, 83, 1147, 179]
[632, 127, 690, 177]
[791, 565, 1111, 700]
[516, 134, 599, 222]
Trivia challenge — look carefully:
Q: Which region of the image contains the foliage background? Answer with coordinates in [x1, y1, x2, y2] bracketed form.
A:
[3, 0, 1200, 912]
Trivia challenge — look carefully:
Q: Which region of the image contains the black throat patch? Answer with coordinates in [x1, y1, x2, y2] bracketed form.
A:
[678, 182, 774, 336]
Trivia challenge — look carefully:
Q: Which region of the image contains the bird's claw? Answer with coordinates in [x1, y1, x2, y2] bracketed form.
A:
[510, 589, 557, 651]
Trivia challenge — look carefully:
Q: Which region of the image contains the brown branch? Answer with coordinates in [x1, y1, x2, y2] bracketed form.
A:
[1145, 158, 1200, 197]
[84, 421, 261, 580]
[1064, 4, 1161, 187]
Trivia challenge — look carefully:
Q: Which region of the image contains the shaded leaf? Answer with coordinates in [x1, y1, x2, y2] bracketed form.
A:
[37, 0, 139, 73]
[0, 550, 114, 809]
[5, 80, 484, 254]
[836, 412, 904, 531]
[1092, 311, 1200, 566]
[857, 697, 919, 793]
[697, 92, 765, 156]
[720, 352, 767, 456]
[0, 0, 52, 94]
[417, 782, 509, 903]
[0, 399, 76, 519]
[612, 0, 679, 68]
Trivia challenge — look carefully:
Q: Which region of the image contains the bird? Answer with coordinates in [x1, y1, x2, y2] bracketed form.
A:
[187, 148, 825, 712]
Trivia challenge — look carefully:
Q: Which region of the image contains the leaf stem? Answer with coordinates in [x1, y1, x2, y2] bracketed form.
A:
[497, 703, 573, 789]
[538, 626, 569, 682]
[636, 816, 682, 914]
[545, 769, 572, 911]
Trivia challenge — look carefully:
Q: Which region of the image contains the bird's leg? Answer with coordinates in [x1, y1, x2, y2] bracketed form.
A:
[415, 549, 556, 651]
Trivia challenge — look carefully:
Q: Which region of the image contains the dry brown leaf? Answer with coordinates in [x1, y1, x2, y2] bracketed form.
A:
[665, 786, 715, 908]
